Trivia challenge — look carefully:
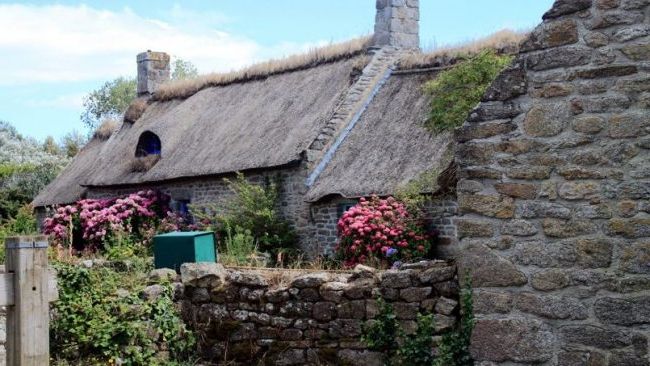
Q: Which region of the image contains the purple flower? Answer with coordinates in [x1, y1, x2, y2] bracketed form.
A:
[386, 248, 398, 257]
[391, 261, 402, 270]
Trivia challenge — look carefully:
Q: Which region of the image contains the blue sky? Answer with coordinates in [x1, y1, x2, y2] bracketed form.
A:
[0, 0, 554, 141]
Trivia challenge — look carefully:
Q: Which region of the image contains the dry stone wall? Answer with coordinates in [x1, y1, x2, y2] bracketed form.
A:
[455, 0, 650, 364]
[170, 261, 459, 365]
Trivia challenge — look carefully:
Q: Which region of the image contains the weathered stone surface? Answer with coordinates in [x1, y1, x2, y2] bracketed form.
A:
[474, 290, 513, 314]
[584, 32, 610, 48]
[392, 302, 419, 320]
[229, 271, 268, 287]
[590, 10, 645, 29]
[506, 166, 552, 180]
[542, 219, 597, 238]
[512, 240, 576, 268]
[558, 181, 600, 200]
[180, 262, 227, 288]
[400, 287, 431, 302]
[571, 65, 638, 80]
[337, 350, 383, 366]
[619, 241, 650, 273]
[557, 350, 608, 366]
[609, 351, 650, 366]
[515, 292, 588, 319]
[521, 19, 579, 52]
[344, 279, 375, 299]
[495, 183, 538, 199]
[291, 273, 330, 288]
[141, 284, 165, 301]
[517, 202, 571, 219]
[483, 61, 527, 101]
[543, 0, 592, 19]
[597, 0, 621, 8]
[501, 219, 538, 236]
[417, 265, 456, 284]
[613, 24, 650, 42]
[531, 269, 570, 291]
[526, 46, 591, 71]
[320, 282, 347, 303]
[380, 270, 413, 288]
[609, 112, 650, 138]
[575, 237, 613, 268]
[457, 219, 494, 238]
[607, 217, 650, 238]
[312, 302, 336, 321]
[558, 166, 608, 180]
[455, 120, 516, 142]
[336, 300, 366, 319]
[467, 101, 522, 122]
[458, 243, 527, 287]
[470, 318, 556, 362]
[458, 193, 515, 218]
[523, 103, 569, 136]
[148, 268, 178, 284]
[266, 288, 290, 303]
[595, 296, 650, 325]
[560, 324, 632, 349]
[434, 297, 458, 315]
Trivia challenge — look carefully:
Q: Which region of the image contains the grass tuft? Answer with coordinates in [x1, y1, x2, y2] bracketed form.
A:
[93, 119, 118, 140]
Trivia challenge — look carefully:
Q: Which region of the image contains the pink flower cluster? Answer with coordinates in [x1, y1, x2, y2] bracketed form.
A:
[336, 196, 430, 267]
[43, 190, 169, 249]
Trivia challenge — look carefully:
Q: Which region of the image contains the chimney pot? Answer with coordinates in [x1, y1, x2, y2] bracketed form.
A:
[137, 51, 170, 96]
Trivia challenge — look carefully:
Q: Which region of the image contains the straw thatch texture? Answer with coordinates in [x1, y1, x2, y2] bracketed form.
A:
[80, 57, 362, 187]
[154, 36, 371, 102]
[305, 70, 453, 202]
[398, 29, 527, 70]
[32, 137, 110, 206]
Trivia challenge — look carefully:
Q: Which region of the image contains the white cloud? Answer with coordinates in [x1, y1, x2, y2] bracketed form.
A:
[0, 3, 282, 85]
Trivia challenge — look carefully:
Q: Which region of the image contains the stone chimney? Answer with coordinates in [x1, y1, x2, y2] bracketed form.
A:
[136, 51, 170, 96]
[373, 0, 420, 49]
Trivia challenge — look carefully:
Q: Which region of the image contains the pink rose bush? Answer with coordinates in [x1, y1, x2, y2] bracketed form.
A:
[336, 196, 431, 268]
[44, 190, 175, 251]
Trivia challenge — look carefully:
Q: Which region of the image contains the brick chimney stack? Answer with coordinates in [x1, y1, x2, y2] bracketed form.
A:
[136, 51, 170, 96]
[373, 0, 420, 49]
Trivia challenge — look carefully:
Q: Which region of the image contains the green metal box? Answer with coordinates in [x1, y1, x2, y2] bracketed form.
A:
[153, 231, 216, 271]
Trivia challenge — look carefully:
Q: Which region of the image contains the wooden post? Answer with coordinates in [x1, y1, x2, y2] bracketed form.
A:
[5, 235, 50, 366]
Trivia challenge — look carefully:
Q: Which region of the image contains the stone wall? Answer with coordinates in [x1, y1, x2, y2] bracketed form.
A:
[455, 0, 650, 364]
[170, 261, 459, 365]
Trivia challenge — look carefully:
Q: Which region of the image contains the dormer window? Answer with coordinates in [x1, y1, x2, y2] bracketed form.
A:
[135, 131, 161, 157]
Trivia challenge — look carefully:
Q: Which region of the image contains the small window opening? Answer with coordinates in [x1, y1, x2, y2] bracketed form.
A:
[135, 131, 161, 157]
[337, 201, 358, 218]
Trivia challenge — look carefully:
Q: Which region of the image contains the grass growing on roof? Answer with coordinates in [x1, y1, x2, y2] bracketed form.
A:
[423, 50, 513, 133]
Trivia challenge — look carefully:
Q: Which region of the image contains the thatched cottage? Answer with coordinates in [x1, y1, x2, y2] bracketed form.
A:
[33, 0, 520, 255]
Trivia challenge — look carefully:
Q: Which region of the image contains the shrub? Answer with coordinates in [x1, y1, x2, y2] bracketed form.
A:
[433, 275, 475, 366]
[335, 196, 430, 267]
[43, 190, 171, 253]
[424, 50, 512, 133]
[51, 262, 195, 365]
[191, 172, 296, 264]
[361, 298, 400, 363]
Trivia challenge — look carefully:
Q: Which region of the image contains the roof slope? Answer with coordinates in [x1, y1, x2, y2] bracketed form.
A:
[80, 57, 361, 187]
[305, 70, 453, 202]
[32, 138, 108, 206]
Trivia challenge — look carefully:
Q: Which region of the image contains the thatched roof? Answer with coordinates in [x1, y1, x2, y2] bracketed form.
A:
[75, 56, 363, 188]
[305, 70, 453, 202]
[32, 137, 106, 206]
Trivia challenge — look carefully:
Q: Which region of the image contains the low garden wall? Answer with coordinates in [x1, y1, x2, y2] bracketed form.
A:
[158, 260, 459, 365]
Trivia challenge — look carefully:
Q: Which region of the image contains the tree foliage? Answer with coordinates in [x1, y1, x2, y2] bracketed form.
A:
[424, 50, 512, 133]
[172, 58, 199, 80]
[80, 77, 137, 131]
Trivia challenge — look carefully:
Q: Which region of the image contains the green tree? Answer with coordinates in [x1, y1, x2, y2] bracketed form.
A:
[60, 130, 86, 157]
[172, 58, 199, 80]
[80, 77, 137, 131]
[42, 136, 61, 155]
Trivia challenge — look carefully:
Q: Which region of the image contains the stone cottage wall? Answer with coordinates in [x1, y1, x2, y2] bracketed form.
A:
[455, 0, 650, 364]
[86, 163, 314, 251]
[171, 261, 459, 365]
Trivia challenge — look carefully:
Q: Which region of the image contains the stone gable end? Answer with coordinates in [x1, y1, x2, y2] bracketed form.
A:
[455, 0, 650, 364]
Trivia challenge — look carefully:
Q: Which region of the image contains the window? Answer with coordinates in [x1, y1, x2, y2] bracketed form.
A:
[337, 201, 357, 218]
[171, 199, 191, 215]
[135, 131, 161, 157]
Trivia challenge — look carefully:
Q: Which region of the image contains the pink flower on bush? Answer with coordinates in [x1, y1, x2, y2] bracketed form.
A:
[335, 195, 430, 267]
